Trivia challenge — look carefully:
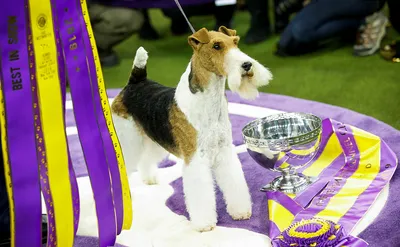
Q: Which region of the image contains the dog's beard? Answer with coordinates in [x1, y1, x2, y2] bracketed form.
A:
[225, 50, 273, 100]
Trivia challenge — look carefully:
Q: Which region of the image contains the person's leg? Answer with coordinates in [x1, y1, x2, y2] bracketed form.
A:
[214, 4, 236, 29]
[274, 0, 302, 33]
[353, 11, 388, 56]
[277, 0, 385, 55]
[388, 0, 400, 33]
[162, 7, 190, 35]
[162, 3, 212, 35]
[89, 3, 144, 67]
[244, 0, 271, 44]
[139, 9, 160, 41]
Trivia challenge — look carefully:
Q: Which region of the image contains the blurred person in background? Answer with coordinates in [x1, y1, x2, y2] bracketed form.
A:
[139, 9, 161, 40]
[353, 11, 388, 56]
[88, 0, 144, 67]
[387, 0, 400, 33]
[244, 0, 305, 44]
[88, 0, 217, 67]
[275, 0, 386, 56]
[380, 0, 400, 62]
[161, 1, 236, 35]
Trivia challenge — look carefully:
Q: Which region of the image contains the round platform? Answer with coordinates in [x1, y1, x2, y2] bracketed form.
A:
[62, 90, 400, 247]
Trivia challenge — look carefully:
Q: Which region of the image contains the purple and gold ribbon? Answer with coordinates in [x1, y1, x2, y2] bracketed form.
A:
[51, 3, 81, 235]
[28, 0, 76, 244]
[26, 7, 58, 246]
[53, 0, 118, 245]
[0, 2, 42, 246]
[1, 0, 132, 245]
[268, 119, 397, 247]
[79, 0, 133, 231]
[52, 0, 133, 245]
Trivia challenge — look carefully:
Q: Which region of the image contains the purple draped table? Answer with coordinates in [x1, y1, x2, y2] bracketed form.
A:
[66, 89, 400, 247]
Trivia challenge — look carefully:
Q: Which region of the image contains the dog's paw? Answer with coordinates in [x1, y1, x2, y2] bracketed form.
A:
[228, 205, 252, 220]
[229, 209, 252, 220]
[142, 175, 158, 185]
[192, 221, 217, 232]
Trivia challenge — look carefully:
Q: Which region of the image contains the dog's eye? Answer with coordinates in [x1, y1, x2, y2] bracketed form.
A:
[213, 44, 221, 50]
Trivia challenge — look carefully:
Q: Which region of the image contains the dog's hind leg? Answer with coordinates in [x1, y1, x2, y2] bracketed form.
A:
[112, 114, 145, 177]
[214, 146, 252, 220]
[137, 138, 168, 185]
[183, 155, 217, 232]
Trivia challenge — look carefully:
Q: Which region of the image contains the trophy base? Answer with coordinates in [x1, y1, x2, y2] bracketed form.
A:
[260, 173, 316, 194]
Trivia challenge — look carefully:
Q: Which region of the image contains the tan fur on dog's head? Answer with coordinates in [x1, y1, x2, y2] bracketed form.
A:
[188, 26, 240, 76]
[187, 26, 272, 99]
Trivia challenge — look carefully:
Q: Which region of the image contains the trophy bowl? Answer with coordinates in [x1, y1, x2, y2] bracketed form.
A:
[242, 112, 322, 194]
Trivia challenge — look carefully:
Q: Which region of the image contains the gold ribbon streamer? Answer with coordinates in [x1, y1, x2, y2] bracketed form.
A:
[28, 0, 75, 245]
[0, 86, 16, 246]
[80, 0, 133, 229]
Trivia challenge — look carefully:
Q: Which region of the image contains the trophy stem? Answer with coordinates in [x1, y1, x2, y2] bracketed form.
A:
[260, 169, 315, 194]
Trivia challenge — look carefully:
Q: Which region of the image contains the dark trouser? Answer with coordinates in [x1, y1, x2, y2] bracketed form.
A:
[246, 0, 300, 33]
[162, 2, 236, 30]
[388, 0, 400, 33]
[88, 3, 144, 51]
[278, 0, 386, 55]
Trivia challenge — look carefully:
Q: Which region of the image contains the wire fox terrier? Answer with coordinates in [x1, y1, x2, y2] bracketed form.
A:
[111, 26, 273, 232]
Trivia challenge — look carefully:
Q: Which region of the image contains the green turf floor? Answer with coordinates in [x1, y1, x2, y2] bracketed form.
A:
[102, 9, 400, 130]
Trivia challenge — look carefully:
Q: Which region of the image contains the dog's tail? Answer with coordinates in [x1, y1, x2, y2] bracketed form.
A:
[128, 46, 148, 84]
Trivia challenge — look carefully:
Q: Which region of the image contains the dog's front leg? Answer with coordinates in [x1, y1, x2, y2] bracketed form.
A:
[183, 156, 217, 232]
[214, 146, 252, 220]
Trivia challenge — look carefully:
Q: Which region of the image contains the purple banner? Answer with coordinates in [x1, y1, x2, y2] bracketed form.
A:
[53, 0, 118, 245]
[77, 1, 124, 234]
[0, 2, 42, 246]
[51, 2, 81, 235]
[25, 11, 57, 247]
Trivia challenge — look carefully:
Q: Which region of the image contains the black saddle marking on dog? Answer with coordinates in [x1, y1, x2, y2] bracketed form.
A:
[122, 79, 177, 151]
[188, 64, 203, 94]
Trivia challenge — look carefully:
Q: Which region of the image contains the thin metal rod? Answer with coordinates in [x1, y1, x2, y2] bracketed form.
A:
[173, 0, 196, 34]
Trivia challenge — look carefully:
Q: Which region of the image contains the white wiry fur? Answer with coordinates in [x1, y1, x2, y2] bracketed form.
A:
[113, 46, 272, 232]
[224, 48, 272, 100]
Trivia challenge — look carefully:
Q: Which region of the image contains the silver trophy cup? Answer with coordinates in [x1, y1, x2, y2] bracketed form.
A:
[242, 112, 322, 194]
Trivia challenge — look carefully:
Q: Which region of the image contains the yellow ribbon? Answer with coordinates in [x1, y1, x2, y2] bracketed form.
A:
[268, 199, 295, 232]
[302, 135, 343, 178]
[79, 0, 133, 229]
[28, 0, 75, 245]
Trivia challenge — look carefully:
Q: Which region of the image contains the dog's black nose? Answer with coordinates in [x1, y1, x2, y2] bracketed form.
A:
[242, 62, 252, 72]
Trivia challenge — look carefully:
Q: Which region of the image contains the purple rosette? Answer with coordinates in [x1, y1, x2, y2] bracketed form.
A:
[273, 218, 345, 247]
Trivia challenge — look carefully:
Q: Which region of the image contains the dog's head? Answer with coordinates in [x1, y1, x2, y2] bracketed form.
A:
[188, 26, 272, 99]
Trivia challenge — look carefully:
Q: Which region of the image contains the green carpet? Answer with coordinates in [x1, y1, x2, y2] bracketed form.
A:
[102, 9, 400, 130]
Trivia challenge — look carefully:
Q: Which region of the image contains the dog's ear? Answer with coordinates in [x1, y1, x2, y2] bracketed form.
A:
[218, 26, 237, 37]
[188, 28, 210, 50]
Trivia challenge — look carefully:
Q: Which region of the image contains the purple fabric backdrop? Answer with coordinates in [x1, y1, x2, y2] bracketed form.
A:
[92, 0, 214, 9]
